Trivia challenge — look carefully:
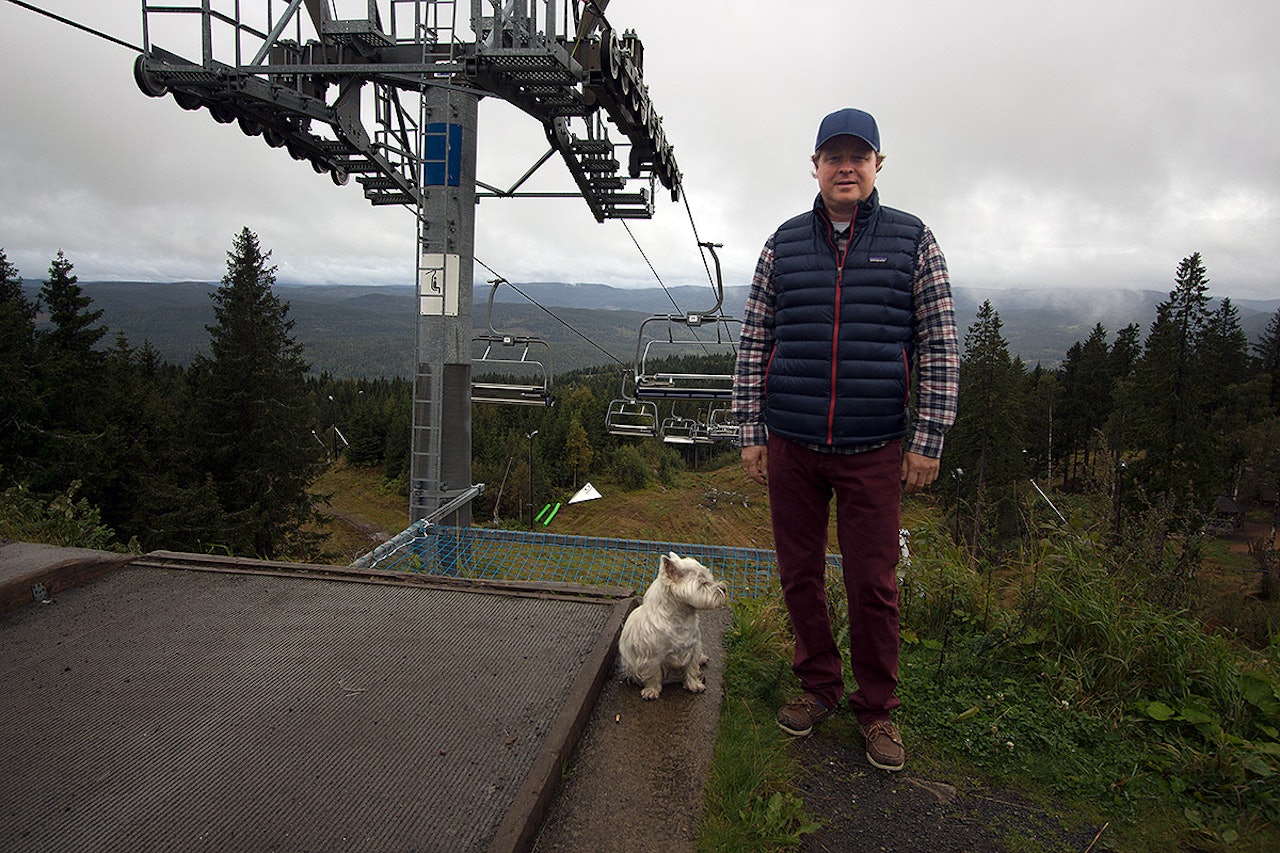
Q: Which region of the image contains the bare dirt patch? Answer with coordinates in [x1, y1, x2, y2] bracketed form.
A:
[790, 729, 1112, 853]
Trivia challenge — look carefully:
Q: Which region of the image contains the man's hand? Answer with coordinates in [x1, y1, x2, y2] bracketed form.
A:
[901, 451, 940, 494]
[742, 445, 768, 485]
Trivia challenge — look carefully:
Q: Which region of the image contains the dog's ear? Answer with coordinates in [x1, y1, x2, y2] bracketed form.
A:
[660, 552, 682, 581]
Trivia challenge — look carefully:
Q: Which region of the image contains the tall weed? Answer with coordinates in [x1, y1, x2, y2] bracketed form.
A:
[0, 479, 125, 551]
[886, 513, 1280, 848]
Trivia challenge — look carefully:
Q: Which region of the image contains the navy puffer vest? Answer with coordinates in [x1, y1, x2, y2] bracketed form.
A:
[766, 190, 923, 447]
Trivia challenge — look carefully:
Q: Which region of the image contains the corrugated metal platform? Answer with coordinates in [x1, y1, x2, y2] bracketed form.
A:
[0, 547, 633, 853]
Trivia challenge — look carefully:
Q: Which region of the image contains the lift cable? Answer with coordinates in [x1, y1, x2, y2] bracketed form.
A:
[617, 182, 738, 365]
[621, 180, 730, 323]
[473, 256, 630, 370]
[4, 0, 143, 53]
[619, 221, 683, 315]
[681, 188, 716, 289]
[13, 0, 731, 368]
[682, 185, 742, 342]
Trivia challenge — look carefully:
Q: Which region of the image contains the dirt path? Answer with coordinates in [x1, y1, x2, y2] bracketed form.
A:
[328, 509, 393, 543]
[791, 730, 1111, 853]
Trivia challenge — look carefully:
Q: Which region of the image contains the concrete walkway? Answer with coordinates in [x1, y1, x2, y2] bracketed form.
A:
[533, 606, 730, 852]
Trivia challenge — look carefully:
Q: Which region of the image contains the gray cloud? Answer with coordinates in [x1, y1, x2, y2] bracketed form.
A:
[2, 0, 1277, 301]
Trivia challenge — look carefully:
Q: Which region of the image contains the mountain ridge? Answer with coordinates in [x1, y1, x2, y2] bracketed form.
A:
[22, 280, 1279, 379]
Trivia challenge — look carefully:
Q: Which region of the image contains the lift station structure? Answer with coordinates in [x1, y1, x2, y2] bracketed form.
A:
[133, 0, 683, 525]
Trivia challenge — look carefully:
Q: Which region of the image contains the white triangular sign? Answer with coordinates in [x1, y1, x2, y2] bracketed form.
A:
[568, 482, 603, 504]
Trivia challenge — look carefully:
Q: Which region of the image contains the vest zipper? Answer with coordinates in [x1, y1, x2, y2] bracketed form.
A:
[827, 206, 855, 444]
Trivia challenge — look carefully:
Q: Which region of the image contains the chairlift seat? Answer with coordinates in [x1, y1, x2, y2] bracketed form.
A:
[471, 334, 554, 407]
[633, 317, 740, 401]
[469, 278, 556, 407]
[706, 406, 739, 441]
[661, 416, 698, 445]
[605, 398, 659, 437]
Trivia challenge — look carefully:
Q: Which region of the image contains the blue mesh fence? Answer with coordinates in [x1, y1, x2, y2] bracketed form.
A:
[356, 523, 845, 600]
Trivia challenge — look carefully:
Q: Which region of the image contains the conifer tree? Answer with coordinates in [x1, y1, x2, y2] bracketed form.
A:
[344, 403, 389, 467]
[1057, 324, 1113, 484]
[30, 251, 111, 493]
[0, 249, 41, 481]
[1120, 252, 1217, 532]
[187, 227, 323, 558]
[1201, 298, 1250, 404]
[38, 250, 107, 357]
[1109, 323, 1141, 379]
[1253, 308, 1280, 414]
[1101, 324, 1142, 463]
[944, 300, 1027, 547]
[93, 331, 194, 549]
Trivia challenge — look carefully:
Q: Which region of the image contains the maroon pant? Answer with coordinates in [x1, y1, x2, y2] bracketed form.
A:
[768, 436, 902, 723]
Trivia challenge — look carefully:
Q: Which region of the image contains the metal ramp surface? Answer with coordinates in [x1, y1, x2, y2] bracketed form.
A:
[0, 550, 633, 853]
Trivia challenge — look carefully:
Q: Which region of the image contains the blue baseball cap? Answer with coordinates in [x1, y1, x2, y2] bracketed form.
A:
[815, 108, 880, 152]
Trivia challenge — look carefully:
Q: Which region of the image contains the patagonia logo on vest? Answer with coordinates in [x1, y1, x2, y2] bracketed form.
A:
[869, 256, 888, 263]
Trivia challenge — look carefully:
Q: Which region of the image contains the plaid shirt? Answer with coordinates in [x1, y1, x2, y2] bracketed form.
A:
[732, 222, 959, 458]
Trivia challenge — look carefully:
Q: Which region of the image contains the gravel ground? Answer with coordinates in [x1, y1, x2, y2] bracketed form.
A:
[790, 728, 1114, 853]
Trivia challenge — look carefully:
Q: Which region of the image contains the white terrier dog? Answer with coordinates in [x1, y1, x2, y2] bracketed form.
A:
[618, 552, 728, 700]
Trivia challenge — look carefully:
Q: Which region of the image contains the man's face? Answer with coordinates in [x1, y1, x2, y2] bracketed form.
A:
[814, 136, 879, 218]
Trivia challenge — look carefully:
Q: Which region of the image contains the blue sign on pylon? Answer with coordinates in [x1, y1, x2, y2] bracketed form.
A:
[424, 123, 463, 187]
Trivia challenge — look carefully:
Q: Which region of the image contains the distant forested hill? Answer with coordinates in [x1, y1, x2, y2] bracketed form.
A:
[22, 280, 1278, 379]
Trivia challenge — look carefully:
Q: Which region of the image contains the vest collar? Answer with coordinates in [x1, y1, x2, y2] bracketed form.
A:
[813, 188, 880, 231]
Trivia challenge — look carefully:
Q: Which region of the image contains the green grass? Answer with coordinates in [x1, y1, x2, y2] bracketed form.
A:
[696, 518, 1280, 853]
[699, 595, 819, 851]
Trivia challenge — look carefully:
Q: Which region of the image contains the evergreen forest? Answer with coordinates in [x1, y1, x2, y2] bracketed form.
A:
[4, 234, 1277, 571]
[5, 232, 1280, 847]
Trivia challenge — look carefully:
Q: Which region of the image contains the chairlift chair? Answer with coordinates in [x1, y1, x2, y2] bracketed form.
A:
[706, 405, 739, 442]
[660, 415, 699, 445]
[605, 372, 659, 437]
[633, 242, 741, 401]
[471, 278, 555, 407]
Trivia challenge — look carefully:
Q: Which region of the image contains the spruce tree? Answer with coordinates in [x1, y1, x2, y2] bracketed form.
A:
[1120, 252, 1216, 532]
[1109, 324, 1141, 379]
[188, 227, 323, 558]
[1253, 308, 1280, 414]
[31, 251, 111, 493]
[1201, 298, 1250, 404]
[1102, 324, 1142, 464]
[38, 251, 107, 357]
[0, 249, 41, 482]
[944, 300, 1027, 547]
[1057, 324, 1113, 485]
[93, 332, 194, 549]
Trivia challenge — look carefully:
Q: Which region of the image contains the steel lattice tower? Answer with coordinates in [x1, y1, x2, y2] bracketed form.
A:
[134, 0, 682, 525]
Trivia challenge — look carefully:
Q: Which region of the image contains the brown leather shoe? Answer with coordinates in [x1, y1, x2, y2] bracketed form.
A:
[776, 693, 835, 737]
[861, 719, 906, 770]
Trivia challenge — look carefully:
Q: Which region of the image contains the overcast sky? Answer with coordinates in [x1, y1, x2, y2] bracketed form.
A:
[2, 1, 1278, 303]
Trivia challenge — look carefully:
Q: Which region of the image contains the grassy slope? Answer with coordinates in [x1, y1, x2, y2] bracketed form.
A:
[312, 458, 951, 554]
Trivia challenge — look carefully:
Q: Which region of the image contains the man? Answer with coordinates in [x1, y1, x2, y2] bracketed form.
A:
[732, 107, 959, 771]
